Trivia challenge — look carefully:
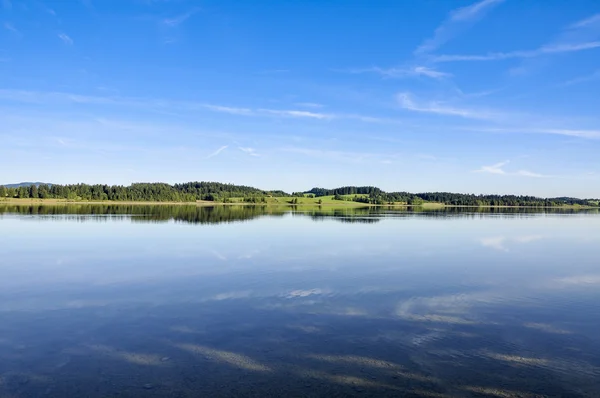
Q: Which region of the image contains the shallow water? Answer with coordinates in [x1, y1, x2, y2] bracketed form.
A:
[1, 205, 600, 397]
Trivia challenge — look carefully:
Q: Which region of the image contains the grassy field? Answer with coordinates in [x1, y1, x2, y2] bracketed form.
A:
[270, 195, 368, 206]
[1, 197, 596, 209]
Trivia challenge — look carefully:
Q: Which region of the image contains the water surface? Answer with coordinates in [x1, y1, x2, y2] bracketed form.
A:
[1, 205, 600, 397]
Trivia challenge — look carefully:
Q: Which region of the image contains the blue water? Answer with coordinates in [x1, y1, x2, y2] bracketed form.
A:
[1, 206, 599, 397]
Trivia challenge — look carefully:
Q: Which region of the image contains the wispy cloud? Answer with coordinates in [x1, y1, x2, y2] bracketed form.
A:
[570, 13, 600, 29]
[415, 0, 505, 55]
[475, 160, 509, 175]
[238, 147, 260, 157]
[435, 12, 600, 62]
[346, 66, 451, 80]
[434, 42, 600, 62]
[474, 161, 548, 178]
[560, 69, 600, 87]
[58, 33, 73, 45]
[162, 8, 199, 27]
[536, 128, 600, 139]
[281, 146, 397, 164]
[515, 170, 545, 178]
[0, 89, 387, 124]
[202, 104, 254, 116]
[397, 92, 497, 120]
[259, 109, 332, 119]
[4, 22, 19, 35]
[206, 145, 228, 159]
[465, 126, 600, 139]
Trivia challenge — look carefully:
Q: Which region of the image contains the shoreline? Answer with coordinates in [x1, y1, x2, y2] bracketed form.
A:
[0, 198, 597, 209]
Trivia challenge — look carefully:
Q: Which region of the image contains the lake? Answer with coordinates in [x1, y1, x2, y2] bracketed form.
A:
[1, 204, 600, 397]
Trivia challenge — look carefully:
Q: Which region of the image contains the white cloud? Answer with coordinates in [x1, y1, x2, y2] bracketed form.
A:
[206, 145, 228, 159]
[538, 128, 600, 139]
[560, 69, 600, 87]
[397, 92, 497, 120]
[162, 8, 199, 27]
[569, 13, 600, 29]
[466, 126, 600, 139]
[202, 104, 254, 116]
[435, 12, 600, 63]
[259, 109, 332, 119]
[434, 42, 600, 62]
[516, 170, 545, 178]
[238, 147, 260, 157]
[415, 0, 505, 55]
[58, 33, 73, 45]
[450, 0, 505, 21]
[474, 160, 509, 175]
[347, 66, 451, 80]
[474, 161, 550, 178]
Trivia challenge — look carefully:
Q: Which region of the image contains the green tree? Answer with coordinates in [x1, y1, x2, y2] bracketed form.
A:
[38, 184, 50, 199]
[30, 185, 39, 199]
[0, 186, 7, 198]
[17, 186, 29, 198]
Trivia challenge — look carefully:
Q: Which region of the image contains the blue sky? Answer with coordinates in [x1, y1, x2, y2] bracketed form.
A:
[1, 0, 600, 197]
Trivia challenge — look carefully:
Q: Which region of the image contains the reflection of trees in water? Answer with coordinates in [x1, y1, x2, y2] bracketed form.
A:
[1, 204, 597, 225]
[296, 207, 382, 224]
[0, 205, 287, 225]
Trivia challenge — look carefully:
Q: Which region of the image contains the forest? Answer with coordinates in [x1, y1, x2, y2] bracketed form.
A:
[0, 182, 283, 203]
[0, 182, 598, 207]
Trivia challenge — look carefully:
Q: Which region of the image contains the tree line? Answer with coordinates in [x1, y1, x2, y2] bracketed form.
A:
[329, 190, 598, 207]
[1, 182, 598, 207]
[0, 182, 286, 202]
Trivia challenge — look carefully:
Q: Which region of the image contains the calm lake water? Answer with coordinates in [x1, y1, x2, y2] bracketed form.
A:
[1, 205, 600, 397]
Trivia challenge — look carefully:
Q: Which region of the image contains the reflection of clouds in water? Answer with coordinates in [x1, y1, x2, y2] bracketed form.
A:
[210, 290, 253, 300]
[514, 235, 544, 243]
[174, 344, 272, 372]
[480, 235, 544, 251]
[523, 322, 572, 335]
[306, 354, 402, 369]
[210, 250, 227, 261]
[87, 344, 166, 366]
[396, 293, 484, 318]
[554, 274, 600, 286]
[461, 385, 543, 398]
[483, 352, 550, 366]
[394, 293, 497, 328]
[284, 288, 328, 298]
[480, 237, 508, 251]
[237, 249, 261, 259]
[481, 350, 600, 378]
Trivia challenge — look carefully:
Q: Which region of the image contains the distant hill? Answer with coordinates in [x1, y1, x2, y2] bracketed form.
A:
[2, 182, 52, 188]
